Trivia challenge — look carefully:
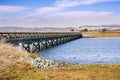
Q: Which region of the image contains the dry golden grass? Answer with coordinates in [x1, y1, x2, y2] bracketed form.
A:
[0, 64, 120, 80]
[29, 53, 38, 58]
[0, 41, 29, 69]
[82, 31, 120, 37]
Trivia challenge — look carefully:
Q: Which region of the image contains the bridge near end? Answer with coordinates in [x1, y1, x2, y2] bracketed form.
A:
[0, 32, 82, 53]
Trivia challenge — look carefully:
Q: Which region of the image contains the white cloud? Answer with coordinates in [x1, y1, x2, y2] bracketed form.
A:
[30, 0, 120, 16]
[0, 5, 27, 12]
[31, 7, 63, 16]
[56, 0, 120, 7]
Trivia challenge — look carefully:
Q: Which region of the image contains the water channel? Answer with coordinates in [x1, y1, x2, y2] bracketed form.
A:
[40, 38, 120, 64]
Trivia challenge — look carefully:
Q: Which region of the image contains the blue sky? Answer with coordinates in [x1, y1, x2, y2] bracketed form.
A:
[0, 0, 120, 27]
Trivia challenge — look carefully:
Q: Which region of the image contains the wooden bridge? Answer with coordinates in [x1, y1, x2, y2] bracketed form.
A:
[0, 32, 82, 52]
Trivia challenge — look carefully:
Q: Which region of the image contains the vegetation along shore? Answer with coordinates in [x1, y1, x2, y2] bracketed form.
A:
[0, 41, 120, 80]
[82, 31, 120, 38]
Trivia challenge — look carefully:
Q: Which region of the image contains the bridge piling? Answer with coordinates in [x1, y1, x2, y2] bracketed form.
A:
[23, 43, 30, 52]
[0, 32, 82, 52]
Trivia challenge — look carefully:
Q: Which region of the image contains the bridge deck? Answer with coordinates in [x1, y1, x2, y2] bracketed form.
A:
[0, 31, 82, 52]
[0, 32, 82, 41]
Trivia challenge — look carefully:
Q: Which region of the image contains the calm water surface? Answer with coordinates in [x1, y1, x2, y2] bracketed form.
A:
[40, 38, 120, 64]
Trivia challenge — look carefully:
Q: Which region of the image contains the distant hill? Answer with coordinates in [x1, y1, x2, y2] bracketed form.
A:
[79, 24, 120, 27]
[0, 27, 73, 31]
[0, 25, 120, 31]
[77, 24, 120, 31]
[0, 27, 28, 31]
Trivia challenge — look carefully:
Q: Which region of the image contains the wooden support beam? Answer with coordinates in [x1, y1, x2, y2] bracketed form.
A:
[0, 31, 82, 52]
[23, 43, 30, 52]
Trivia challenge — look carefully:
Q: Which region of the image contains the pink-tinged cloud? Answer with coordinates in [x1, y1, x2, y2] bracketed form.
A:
[31, 7, 63, 16]
[1, 11, 120, 27]
[0, 5, 26, 12]
[34, 11, 120, 27]
[46, 11, 113, 18]
[18, 17, 37, 23]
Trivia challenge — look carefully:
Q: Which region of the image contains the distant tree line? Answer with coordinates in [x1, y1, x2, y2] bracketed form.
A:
[80, 28, 108, 32]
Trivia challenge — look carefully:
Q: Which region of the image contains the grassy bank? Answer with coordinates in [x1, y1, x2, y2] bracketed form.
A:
[82, 31, 120, 38]
[1, 64, 120, 80]
[0, 42, 120, 80]
[0, 41, 29, 69]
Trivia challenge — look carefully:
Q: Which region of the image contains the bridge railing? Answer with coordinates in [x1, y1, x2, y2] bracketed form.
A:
[0, 32, 82, 41]
[0, 32, 82, 52]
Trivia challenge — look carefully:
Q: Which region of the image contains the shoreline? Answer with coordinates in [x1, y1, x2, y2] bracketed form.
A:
[0, 42, 120, 80]
[28, 56, 74, 69]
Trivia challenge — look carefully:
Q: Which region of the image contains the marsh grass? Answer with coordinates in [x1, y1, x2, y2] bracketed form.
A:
[82, 31, 120, 37]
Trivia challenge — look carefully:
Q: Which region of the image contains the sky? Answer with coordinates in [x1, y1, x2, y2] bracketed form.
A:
[0, 0, 120, 28]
